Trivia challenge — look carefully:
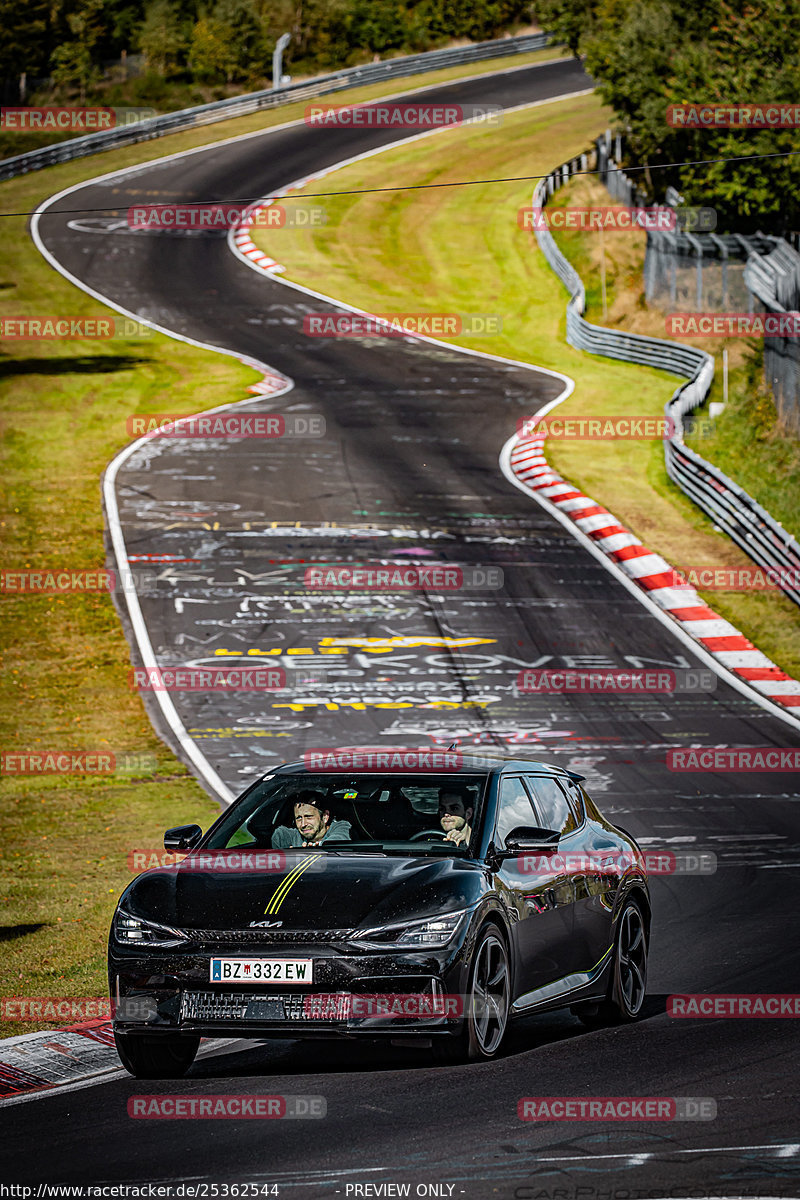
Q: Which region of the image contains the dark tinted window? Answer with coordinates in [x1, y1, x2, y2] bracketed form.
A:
[524, 776, 578, 837]
[204, 772, 488, 852]
[578, 784, 603, 822]
[495, 776, 538, 848]
[562, 781, 587, 822]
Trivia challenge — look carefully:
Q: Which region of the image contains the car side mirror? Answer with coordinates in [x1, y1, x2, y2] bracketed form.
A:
[164, 824, 203, 852]
[504, 825, 559, 851]
[485, 827, 559, 869]
[486, 826, 559, 865]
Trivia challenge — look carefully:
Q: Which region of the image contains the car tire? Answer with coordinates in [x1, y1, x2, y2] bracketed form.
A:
[114, 1030, 200, 1078]
[574, 898, 648, 1027]
[434, 922, 511, 1063]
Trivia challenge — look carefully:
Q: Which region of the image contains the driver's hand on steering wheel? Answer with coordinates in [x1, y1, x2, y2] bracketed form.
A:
[444, 825, 471, 845]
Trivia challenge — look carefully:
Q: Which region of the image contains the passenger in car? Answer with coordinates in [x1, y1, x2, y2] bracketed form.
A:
[438, 787, 473, 846]
[271, 790, 352, 848]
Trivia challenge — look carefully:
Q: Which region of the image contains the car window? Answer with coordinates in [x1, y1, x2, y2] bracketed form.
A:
[524, 776, 578, 837]
[561, 780, 586, 823]
[494, 776, 539, 849]
[400, 783, 482, 821]
[203, 773, 488, 853]
[577, 784, 603, 822]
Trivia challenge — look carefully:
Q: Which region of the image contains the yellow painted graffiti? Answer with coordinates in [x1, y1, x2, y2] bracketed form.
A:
[319, 636, 496, 651]
[212, 635, 497, 658]
[188, 728, 294, 738]
[271, 699, 497, 712]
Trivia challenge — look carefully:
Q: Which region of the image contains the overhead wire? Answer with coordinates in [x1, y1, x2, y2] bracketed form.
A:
[2, 146, 800, 219]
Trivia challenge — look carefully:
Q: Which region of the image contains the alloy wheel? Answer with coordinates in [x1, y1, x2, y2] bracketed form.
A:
[616, 902, 647, 1016]
[469, 930, 510, 1056]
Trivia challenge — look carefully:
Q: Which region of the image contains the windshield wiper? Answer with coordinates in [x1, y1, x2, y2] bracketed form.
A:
[321, 842, 387, 853]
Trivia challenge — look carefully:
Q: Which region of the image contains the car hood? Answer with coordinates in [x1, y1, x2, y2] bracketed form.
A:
[121, 852, 486, 933]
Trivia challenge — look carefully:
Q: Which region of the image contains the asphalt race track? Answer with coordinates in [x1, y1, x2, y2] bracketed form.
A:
[5, 58, 800, 1198]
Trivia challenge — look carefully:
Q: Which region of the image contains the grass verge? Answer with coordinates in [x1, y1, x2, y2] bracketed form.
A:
[251, 93, 800, 677]
[548, 174, 800, 539]
[0, 49, 570, 1039]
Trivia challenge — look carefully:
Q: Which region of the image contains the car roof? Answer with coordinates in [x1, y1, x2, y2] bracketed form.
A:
[267, 754, 584, 782]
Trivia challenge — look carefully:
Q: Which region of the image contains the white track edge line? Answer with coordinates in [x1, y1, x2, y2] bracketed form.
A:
[501, 431, 800, 732]
[30, 222, 295, 808]
[228, 106, 800, 736]
[27, 72, 591, 806]
[228, 90, 595, 277]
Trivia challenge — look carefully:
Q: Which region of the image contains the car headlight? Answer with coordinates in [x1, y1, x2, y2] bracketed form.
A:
[350, 909, 469, 949]
[113, 908, 187, 948]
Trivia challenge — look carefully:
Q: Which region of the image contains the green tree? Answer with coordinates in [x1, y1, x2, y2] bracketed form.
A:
[670, 0, 800, 231]
[50, 0, 105, 102]
[532, 0, 800, 230]
[531, 0, 600, 55]
[217, 0, 269, 81]
[0, 0, 49, 93]
[584, 1, 684, 176]
[349, 0, 406, 56]
[189, 0, 269, 83]
[138, 0, 187, 76]
[188, 14, 232, 80]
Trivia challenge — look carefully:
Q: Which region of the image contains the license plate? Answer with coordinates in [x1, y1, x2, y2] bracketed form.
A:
[209, 958, 313, 983]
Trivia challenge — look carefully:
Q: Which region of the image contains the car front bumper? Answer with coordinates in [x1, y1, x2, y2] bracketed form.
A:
[109, 940, 472, 1040]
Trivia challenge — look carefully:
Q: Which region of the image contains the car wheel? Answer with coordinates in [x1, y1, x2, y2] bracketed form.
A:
[114, 1031, 200, 1078]
[575, 898, 648, 1027]
[435, 922, 511, 1063]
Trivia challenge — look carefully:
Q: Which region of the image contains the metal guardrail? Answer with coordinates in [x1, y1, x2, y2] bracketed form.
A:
[745, 241, 800, 434]
[746, 239, 800, 310]
[0, 32, 552, 182]
[530, 146, 800, 609]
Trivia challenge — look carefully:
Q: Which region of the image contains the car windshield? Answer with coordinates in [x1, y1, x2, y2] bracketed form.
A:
[205, 772, 489, 854]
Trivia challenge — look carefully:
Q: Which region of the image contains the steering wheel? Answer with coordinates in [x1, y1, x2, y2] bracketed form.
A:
[409, 828, 449, 842]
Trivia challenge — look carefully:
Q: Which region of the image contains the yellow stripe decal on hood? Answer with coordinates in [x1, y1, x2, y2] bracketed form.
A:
[264, 853, 323, 914]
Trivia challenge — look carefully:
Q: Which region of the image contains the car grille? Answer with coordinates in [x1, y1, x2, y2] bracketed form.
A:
[183, 928, 352, 944]
[180, 991, 351, 1022]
